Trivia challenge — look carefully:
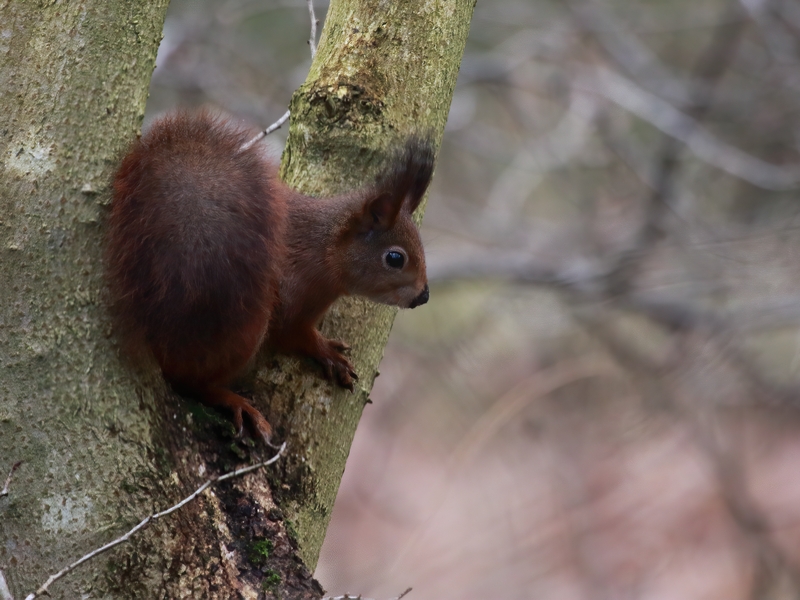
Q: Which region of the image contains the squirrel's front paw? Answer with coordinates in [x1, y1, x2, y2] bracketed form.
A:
[317, 339, 359, 391]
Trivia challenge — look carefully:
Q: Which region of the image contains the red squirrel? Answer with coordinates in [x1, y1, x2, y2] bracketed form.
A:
[105, 110, 433, 443]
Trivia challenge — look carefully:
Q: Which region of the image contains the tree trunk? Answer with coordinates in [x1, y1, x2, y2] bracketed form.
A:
[0, 2, 173, 598]
[270, 0, 476, 570]
[0, 0, 474, 598]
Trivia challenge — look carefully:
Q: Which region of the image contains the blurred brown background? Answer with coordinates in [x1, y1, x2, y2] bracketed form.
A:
[148, 0, 800, 598]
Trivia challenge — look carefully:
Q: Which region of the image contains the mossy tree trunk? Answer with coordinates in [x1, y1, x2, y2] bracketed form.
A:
[0, 2, 173, 598]
[272, 0, 476, 568]
[0, 0, 474, 598]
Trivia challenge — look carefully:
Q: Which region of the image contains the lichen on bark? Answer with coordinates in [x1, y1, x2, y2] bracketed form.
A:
[271, 0, 476, 569]
[0, 2, 171, 597]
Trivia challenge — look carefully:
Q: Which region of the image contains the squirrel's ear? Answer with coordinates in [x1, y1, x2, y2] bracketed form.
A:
[400, 137, 435, 215]
[404, 189, 425, 215]
[357, 191, 404, 233]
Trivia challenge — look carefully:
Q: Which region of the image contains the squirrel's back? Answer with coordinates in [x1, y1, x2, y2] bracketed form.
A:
[106, 111, 287, 383]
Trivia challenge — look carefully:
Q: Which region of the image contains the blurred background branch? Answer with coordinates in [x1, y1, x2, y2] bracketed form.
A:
[149, 0, 800, 597]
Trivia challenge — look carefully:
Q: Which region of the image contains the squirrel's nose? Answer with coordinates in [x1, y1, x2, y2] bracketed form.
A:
[409, 284, 429, 308]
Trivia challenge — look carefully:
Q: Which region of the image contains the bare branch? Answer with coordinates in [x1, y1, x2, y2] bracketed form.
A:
[739, 0, 800, 66]
[0, 461, 21, 498]
[428, 252, 607, 293]
[576, 68, 800, 190]
[23, 444, 287, 600]
[308, 0, 319, 59]
[0, 570, 14, 600]
[240, 0, 319, 151]
[568, 0, 695, 105]
[430, 248, 800, 407]
[238, 109, 291, 152]
[483, 93, 598, 221]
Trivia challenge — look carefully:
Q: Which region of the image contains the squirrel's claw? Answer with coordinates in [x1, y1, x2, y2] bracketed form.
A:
[203, 389, 272, 445]
[332, 356, 358, 391]
[231, 407, 245, 438]
[314, 338, 359, 392]
[241, 402, 273, 445]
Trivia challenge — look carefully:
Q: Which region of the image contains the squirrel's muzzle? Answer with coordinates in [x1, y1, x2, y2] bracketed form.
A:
[409, 284, 429, 309]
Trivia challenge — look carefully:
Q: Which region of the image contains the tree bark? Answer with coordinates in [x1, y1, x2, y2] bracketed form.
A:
[273, 0, 476, 569]
[0, 0, 474, 598]
[0, 2, 171, 598]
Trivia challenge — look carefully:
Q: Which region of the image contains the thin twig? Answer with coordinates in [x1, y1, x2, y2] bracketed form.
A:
[568, 0, 694, 106]
[238, 109, 291, 152]
[322, 588, 412, 600]
[24, 443, 286, 600]
[0, 570, 14, 600]
[604, 1, 748, 295]
[308, 0, 319, 59]
[0, 462, 21, 498]
[575, 68, 800, 191]
[240, 0, 319, 151]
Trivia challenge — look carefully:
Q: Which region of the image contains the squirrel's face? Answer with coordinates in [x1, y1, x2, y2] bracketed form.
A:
[342, 138, 434, 309]
[343, 197, 429, 309]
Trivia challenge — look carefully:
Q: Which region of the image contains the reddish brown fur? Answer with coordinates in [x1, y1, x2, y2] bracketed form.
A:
[105, 110, 434, 442]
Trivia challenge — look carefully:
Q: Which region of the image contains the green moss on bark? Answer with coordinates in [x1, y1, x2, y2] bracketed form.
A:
[272, 0, 476, 569]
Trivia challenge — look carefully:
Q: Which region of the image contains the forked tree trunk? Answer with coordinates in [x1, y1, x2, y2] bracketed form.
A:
[0, 0, 474, 598]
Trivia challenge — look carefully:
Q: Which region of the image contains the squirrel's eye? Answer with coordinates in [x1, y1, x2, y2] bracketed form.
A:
[384, 250, 405, 269]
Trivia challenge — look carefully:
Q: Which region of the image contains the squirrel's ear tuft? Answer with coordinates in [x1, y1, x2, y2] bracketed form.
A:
[401, 136, 436, 215]
[357, 191, 404, 233]
[351, 135, 436, 234]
